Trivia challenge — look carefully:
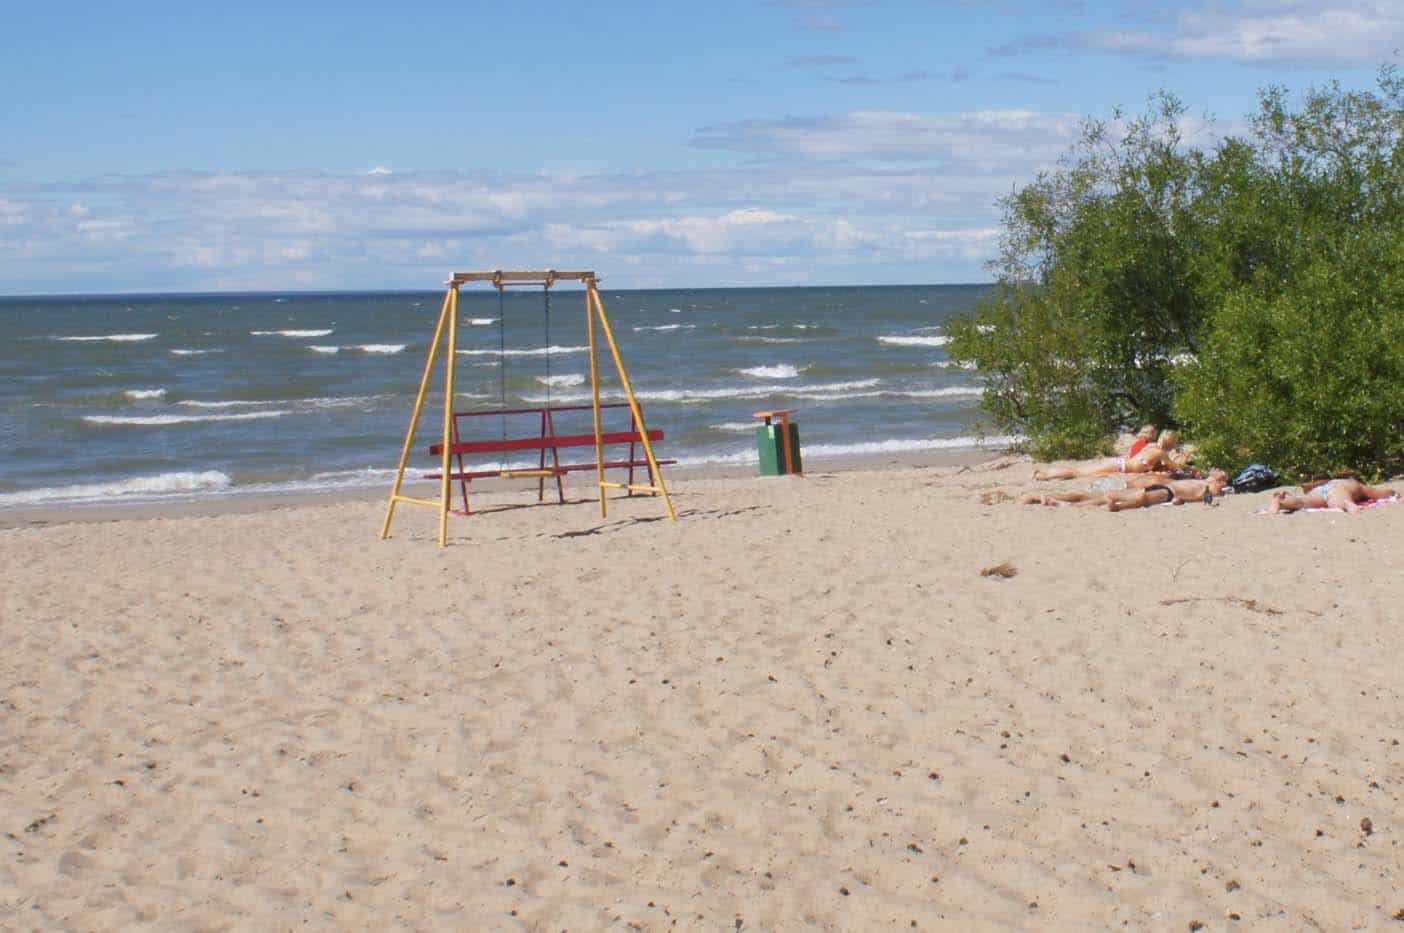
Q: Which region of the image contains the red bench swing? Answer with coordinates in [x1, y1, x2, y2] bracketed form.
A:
[424, 402, 675, 515]
[380, 270, 677, 547]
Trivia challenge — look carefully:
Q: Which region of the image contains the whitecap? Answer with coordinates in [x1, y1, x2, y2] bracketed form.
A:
[57, 333, 158, 342]
[170, 348, 223, 356]
[456, 345, 590, 357]
[538, 374, 585, 387]
[308, 345, 340, 354]
[250, 329, 334, 337]
[468, 318, 498, 326]
[802, 435, 1023, 458]
[710, 422, 761, 433]
[0, 470, 233, 507]
[520, 378, 881, 406]
[124, 388, 167, 400]
[893, 386, 982, 399]
[356, 344, 406, 354]
[632, 324, 696, 332]
[177, 399, 283, 409]
[878, 335, 950, 347]
[736, 364, 802, 379]
[84, 411, 291, 426]
[675, 435, 1022, 468]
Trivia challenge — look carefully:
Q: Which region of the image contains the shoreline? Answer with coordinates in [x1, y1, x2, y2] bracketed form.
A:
[0, 446, 1006, 528]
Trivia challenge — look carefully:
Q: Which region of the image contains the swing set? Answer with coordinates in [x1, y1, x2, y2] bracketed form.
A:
[380, 270, 677, 547]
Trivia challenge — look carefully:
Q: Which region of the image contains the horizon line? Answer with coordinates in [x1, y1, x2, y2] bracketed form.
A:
[0, 280, 997, 301]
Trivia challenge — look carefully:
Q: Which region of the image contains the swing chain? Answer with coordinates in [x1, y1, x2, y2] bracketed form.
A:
[496, 276, 507, 464]
[543, 281, 552, 409]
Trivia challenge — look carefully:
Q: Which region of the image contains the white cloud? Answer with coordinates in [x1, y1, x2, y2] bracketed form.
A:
[0, 106, 1094, 291]
[1094, 1, 1403, 66]
[693, 109, 1081, 165]
[995, 1, 1404, 68]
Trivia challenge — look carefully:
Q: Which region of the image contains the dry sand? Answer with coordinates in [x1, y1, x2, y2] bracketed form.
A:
[2, 459, 1402, 930]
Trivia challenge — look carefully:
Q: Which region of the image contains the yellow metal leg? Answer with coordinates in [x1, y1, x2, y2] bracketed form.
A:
[586, 286, 607, 518]
[588, 284, 677, 521]
[381, 288, 453, 539]
[439, 285, 460, 547]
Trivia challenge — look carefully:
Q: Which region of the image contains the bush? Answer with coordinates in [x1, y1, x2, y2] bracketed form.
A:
[1175, 237, 1404, 479]
[945, 93, 1213, 460]
[949, 68, 1404, 477]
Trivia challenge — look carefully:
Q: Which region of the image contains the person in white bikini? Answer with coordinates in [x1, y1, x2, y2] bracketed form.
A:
[1266, 477, 1396, 515]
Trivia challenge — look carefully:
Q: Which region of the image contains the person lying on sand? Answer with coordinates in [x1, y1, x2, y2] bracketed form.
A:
[1033, 430, 1188, 481]
[1266, 477, 1397, 515]
[1107, 470, 1228, 511]
[1023, 469, 1228, 510]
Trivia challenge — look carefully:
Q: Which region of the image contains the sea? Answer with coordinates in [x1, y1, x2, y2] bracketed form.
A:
[0, 284, 1014, 509]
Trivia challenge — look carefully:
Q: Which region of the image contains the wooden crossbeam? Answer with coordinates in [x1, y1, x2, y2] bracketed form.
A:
[450, 270, 596, 285]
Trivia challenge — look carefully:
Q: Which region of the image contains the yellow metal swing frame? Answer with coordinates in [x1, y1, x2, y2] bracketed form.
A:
[379, 270, 677, 547]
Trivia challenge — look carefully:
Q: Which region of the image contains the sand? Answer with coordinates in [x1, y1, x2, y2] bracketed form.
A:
[2, 459, 1402, 930]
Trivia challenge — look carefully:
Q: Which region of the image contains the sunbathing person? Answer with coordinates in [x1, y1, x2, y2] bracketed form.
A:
[1266, 477, 1397, 515]
[1127, 424, 1157, 459]
[1033, 430, 1187, 481]
[1023, 469, 1228, 509]
[1106, 469, 1228, 511]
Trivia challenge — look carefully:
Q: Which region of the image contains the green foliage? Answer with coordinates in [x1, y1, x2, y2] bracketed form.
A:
[1174, 69, 1404, 478]
[949, 68, 1404, 476]
[946, 93, 1212, 459]
[1175, 245, 1404, 477]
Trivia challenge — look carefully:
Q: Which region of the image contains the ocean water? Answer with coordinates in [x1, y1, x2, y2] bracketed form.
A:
[0, 285, 1010, 508]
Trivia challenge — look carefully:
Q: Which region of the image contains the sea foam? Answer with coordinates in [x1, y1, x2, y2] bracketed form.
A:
[0, 470, 232, 507]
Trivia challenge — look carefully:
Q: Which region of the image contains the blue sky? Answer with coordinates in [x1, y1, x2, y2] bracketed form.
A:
[2, 1, 1399, 294]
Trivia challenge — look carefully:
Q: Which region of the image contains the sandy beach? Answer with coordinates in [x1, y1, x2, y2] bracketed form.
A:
[3, 458, 1402, 930]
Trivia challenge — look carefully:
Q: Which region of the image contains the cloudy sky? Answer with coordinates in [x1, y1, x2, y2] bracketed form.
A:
[2, 0, 1399, 294]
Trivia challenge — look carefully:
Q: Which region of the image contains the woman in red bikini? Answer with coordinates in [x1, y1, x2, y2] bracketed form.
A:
[1033, 429, 1186, 481]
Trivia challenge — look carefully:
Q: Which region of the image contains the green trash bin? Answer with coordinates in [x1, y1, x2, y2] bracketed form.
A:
[754, 410, 802, 475]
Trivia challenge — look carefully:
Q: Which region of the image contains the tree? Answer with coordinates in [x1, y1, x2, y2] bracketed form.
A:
[945, 94, 1210, 459]
[1174, 68, 1404, 478]
[949, 69, 1404, 476]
